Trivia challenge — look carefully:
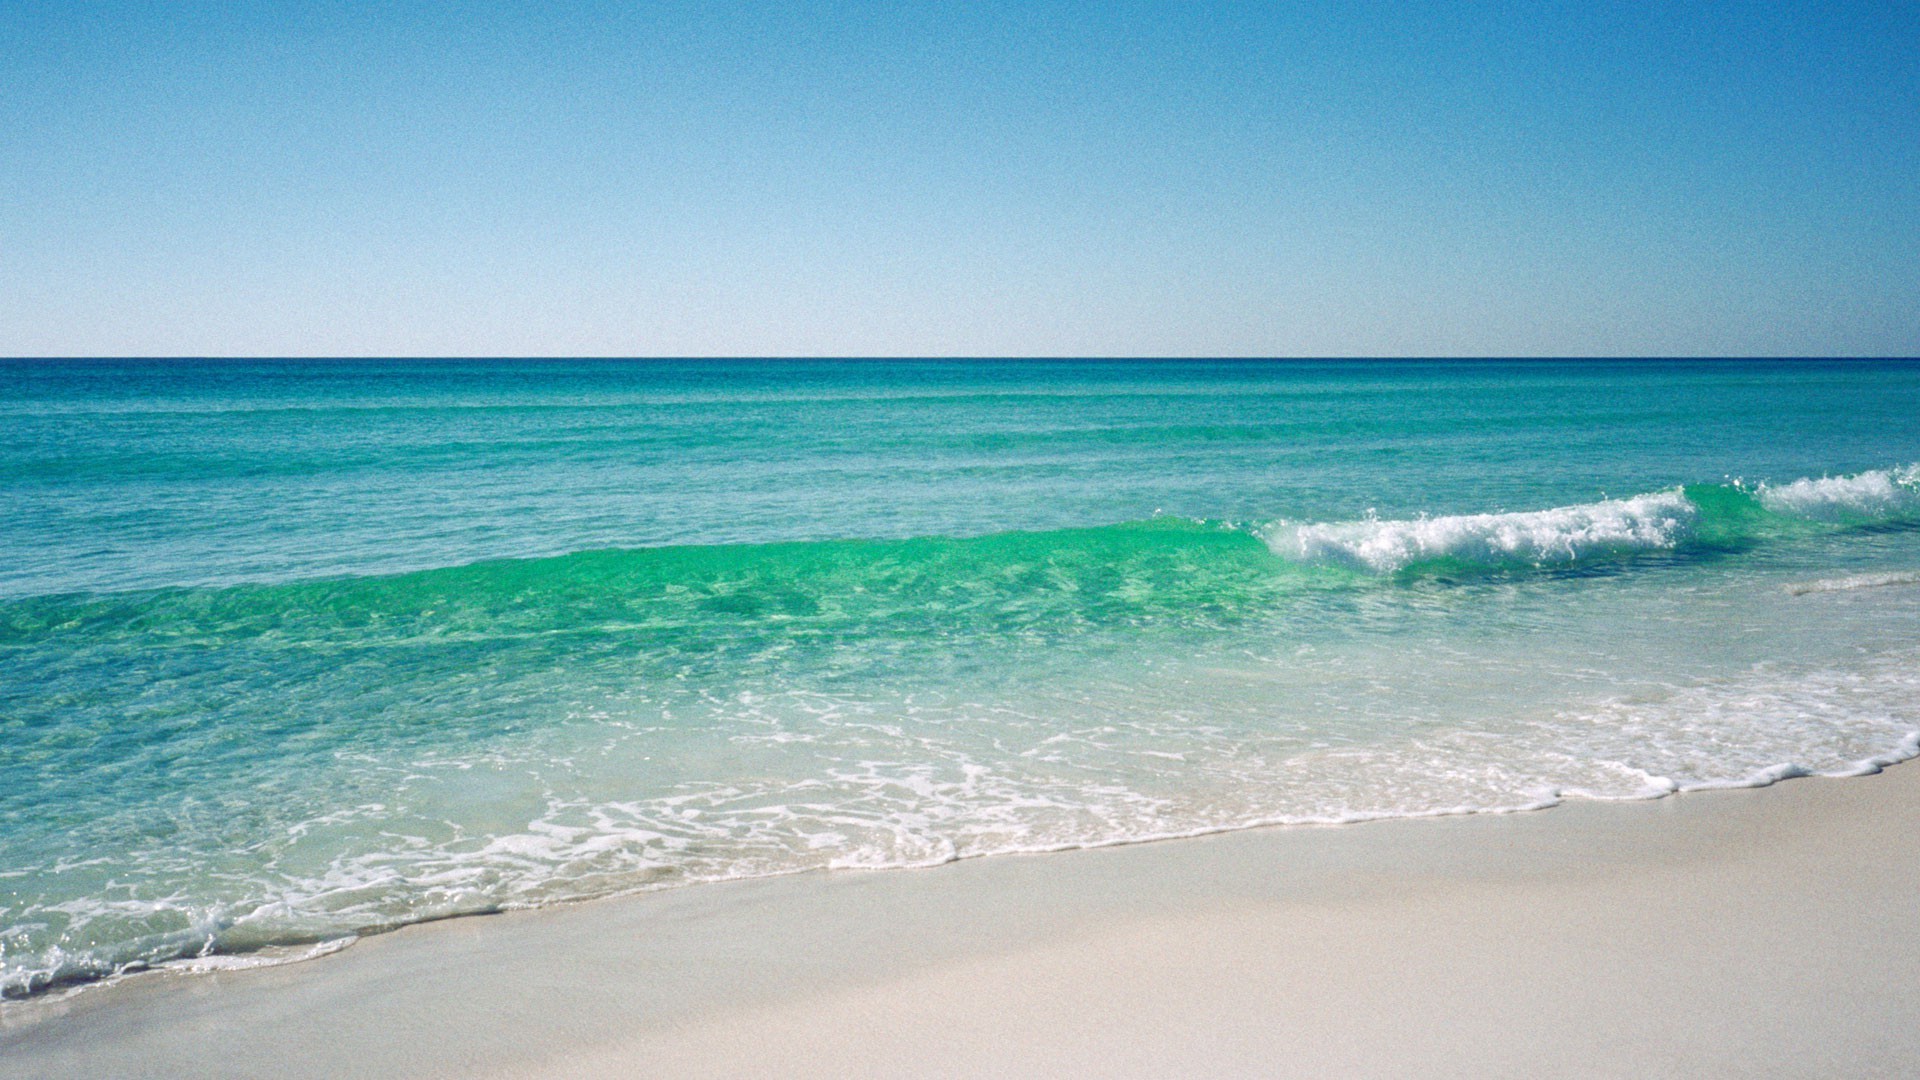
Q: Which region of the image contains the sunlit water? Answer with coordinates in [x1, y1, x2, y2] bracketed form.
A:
[4, 359, 1919, 998]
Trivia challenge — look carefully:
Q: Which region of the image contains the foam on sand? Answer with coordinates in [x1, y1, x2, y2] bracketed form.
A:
[7, 761, 1920, 1079]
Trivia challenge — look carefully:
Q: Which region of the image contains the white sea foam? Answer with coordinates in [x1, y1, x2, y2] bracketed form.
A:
[11, 491, 1920, 1003]
[1755, 464, 1920, 520]
[1540, 654, 1920, 800]
[14, 680, 1919, 1004]
[1266, 490, 1697, 572]
[156, 936, 358, 975]
[1786, 570, 1920, 595]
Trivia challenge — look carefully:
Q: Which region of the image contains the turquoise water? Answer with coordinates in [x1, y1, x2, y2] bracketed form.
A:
[4, 359, 1920, 998]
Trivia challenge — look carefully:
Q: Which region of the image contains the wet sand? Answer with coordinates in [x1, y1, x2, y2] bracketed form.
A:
[7, 763, 1918, 1078]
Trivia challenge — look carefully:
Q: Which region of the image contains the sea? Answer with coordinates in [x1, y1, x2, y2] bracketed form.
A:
[4, 358, 1919, 1000]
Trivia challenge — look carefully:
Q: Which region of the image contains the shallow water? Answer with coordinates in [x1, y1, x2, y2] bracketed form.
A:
[4, 358, 1919, 997]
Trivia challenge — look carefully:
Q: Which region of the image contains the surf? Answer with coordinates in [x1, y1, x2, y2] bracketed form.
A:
[1260, 465, 1919, 576]
[6, 461, 1920, 1001]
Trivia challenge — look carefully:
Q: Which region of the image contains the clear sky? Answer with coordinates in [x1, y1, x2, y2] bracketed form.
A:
[3, 1, 1915, 357]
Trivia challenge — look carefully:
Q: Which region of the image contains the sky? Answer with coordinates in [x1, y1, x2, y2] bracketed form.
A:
[2, 1, 1916, 357]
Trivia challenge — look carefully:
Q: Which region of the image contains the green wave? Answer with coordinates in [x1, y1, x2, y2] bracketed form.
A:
[5, 467, 1915, 661]
[0, 518, 1307, 701]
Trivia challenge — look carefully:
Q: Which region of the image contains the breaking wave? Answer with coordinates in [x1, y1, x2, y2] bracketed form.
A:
[1264, 464, 1920, 574]
[1755, 464, 1920, 521]
[1268, 490, 1697, 573]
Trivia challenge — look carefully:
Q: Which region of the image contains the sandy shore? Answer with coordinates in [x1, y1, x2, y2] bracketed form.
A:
[6, 763, 1918, 1078]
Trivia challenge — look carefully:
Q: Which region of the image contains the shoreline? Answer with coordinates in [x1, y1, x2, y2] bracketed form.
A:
[13, 729, 1920, 1008]
[0, 742, 1903, 1007]
[8, 761, 1920, 1077]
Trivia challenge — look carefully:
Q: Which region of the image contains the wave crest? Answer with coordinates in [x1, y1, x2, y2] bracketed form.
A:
[1265, 490, 1698, 573]
[1755, 465, 1920, 521]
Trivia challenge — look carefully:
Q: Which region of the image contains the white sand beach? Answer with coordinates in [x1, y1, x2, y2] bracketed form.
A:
[7, 763, 1917, 1078]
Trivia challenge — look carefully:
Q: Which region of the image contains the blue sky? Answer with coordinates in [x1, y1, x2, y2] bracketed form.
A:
[3, 1, 1915, 356]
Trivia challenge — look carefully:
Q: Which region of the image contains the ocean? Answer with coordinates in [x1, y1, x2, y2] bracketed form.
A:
[4, 358, 1918, 999]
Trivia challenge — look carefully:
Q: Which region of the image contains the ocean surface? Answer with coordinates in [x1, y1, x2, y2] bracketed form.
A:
[4, 358, 1919, 999]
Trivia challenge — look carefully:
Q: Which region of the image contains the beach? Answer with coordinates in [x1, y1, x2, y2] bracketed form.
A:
[11, 0, 1920, 1069]
[7, 762, 1917, 1078]
[6, 360, 1920, 1076]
